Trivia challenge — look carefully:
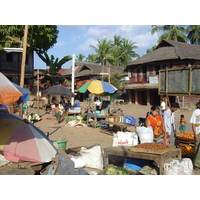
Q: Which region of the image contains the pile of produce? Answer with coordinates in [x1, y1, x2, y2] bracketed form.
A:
[177, 132, 194, 140]
[134, 143, 171, 150]
[180, 145, 194, 156]
[27, 113, 41, 122]
[105, 165, 129, 175]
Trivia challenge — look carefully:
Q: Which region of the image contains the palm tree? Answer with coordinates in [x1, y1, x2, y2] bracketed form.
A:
[119, 38, 139, 68]
[111, 34, 123, 66]
[85, 54, 98, 63]
[90, 38, 114, 65]
[76, 53, 85, 62]
[146, 45, 157, 53]
[151, 25, 187, 43]
[186, 25, 200, 44]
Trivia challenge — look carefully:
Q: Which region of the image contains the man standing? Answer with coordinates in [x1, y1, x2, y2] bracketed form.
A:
[190, 100, 200, 169]
[163, 102, 179, 146]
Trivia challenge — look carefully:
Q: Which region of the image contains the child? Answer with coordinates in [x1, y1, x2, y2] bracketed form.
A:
[51, 102, 56, 121]
[54, 104, 60, 124]
[179, 114, 186, 134]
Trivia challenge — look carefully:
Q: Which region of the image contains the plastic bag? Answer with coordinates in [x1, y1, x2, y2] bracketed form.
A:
[164, 160, 185, 175]
[69, 155, 87, 169]
[136, 126, 154, 143]
[164, 158, 193, 175]
[180, 158, 193, 175]
[80, 144, 103, 170]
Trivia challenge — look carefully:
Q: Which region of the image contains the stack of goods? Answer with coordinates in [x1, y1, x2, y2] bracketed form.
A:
[134, 143, 171, 150]
[176, 132, 195, 156]
[129, 142, 175, 154]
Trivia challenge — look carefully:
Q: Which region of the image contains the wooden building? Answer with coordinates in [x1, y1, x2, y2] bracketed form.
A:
[124, 39, 200, 106]
[0, 50, 34, 87]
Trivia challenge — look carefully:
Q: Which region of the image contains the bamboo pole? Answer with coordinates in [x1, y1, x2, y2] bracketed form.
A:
[19, 25, 28, 118]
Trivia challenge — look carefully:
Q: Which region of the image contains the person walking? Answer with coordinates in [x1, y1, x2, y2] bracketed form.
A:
[163, 102, 179, 146]
[190, 100, 200, 169]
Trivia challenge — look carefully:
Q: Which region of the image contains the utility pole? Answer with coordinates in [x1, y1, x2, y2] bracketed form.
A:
[19, 25, 29, 118]
[71, 54, 75, 106]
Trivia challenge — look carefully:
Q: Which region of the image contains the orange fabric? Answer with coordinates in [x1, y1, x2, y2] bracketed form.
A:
[146, 115, 164, 138]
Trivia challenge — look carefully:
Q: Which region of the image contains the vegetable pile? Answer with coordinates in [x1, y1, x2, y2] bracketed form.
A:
[105, 166, 129, 175]
[177, 132, 194, 140]
[134, 143, 171, 150]
[180, 145, 194, 156]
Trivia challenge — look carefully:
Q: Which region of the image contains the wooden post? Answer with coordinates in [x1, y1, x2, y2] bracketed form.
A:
[108, 67, 110, 83]
[165, 67, 171, 108]
[37, 69, 39, 114]
[19, 25, 28, 118]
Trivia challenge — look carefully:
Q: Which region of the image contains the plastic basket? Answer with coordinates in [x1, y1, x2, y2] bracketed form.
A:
[56, 141, 68, 151]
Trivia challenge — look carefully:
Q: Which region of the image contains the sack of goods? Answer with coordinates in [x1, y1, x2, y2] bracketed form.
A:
[164, 158, 193, 175]
[136, 126, 154, 144]
[112, 131, 138, 147]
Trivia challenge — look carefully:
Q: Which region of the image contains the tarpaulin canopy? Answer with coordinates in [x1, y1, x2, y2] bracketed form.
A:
[0, 112, 57, 163]
[12, 83, 30, 104]
[0, 72, 22, 104]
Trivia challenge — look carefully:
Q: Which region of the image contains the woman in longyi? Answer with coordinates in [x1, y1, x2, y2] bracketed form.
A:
[145, 105, 168, 144]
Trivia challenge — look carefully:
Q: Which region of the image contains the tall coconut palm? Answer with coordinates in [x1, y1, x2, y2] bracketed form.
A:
[111, 34, 123, 66]
[186, 25, 200, 44]
[76, 53, 85, 62]
[119, 38, 139, 68]
[85, 54, 98, 63]
[151, 25, 187, 43]
[90, 38, 114, 65]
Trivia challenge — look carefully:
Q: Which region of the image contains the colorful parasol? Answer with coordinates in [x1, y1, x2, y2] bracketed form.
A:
[0, 72, 23, 104]
[0, 112, 57, 163]
[12, 83, 30, 104]
[78, 80, 117, 96]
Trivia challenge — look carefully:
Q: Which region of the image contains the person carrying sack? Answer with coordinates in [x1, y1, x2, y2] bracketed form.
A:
[190, 100, 200, 169]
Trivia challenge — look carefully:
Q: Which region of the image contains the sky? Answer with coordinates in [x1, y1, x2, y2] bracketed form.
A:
[34, 25, 159, 69]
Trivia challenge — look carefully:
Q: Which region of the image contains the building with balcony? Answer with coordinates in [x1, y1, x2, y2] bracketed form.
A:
[124, 39, 200, 106]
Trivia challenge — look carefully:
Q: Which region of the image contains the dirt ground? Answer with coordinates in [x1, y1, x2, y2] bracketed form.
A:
[31, 101, 195, 148]
[28, 101, 200, 175]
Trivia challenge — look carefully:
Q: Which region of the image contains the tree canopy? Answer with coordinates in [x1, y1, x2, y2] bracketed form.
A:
[0, 25, 59, 51]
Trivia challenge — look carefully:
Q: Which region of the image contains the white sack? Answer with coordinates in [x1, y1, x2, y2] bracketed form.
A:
[136, 126, 154, 143]
[80, 145, 103, 170]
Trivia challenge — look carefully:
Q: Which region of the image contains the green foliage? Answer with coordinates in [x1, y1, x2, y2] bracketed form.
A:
[151, 25, 188, 43]
[0, 25, 59, 51]
[90, 38, 114, 65]
[36, 51, 72, 75]
[146, 45, 157, 53]
[186, 25, 200, 44]
[105, 166, 129, 175]
[76, 53, 86, 62]
[101, 71, 127, 89]
[89, 35, 138, 68]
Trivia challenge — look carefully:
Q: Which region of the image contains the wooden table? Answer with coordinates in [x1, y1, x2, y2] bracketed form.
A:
[103, 146, 181, 175]
[100, 120, 135, 131]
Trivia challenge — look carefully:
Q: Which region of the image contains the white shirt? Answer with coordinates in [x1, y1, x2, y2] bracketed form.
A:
[160, 101, 166, 110]
[163, 108, 175, 135]
[190, 108, 200, 134]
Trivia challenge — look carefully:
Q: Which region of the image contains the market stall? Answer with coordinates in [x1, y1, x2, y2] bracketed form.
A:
[104, 144, 181, 175]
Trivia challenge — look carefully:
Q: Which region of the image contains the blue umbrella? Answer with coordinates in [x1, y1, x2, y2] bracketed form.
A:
[12, 83, 30, 104]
